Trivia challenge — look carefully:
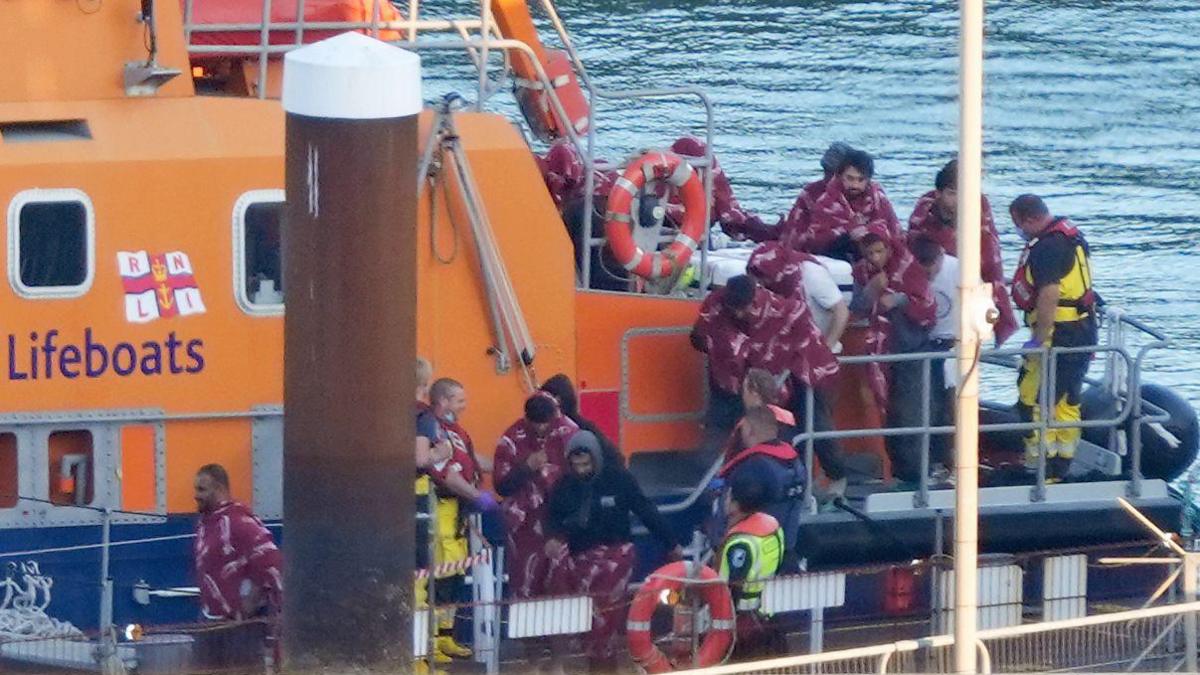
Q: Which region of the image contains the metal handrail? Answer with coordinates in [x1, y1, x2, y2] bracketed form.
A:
[679, 599, 1200, 675]
[533, 0, 717, 290]
[779, 336, 1168, 511]
[184, 19, 482, 34]
[652, 336, 1169, 519]
[182, 0, 718, 293]
[656, 455, 725, 516]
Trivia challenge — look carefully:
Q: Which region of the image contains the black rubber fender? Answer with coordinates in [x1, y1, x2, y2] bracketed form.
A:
[1081, 384, 1199, 480]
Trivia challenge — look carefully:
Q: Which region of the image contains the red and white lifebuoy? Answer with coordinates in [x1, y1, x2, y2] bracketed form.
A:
[626, 561, 735, 673]
[604, 151, 706, 280]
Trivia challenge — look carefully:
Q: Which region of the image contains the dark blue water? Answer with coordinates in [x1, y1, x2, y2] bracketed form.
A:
[426, 0, 1200, 406]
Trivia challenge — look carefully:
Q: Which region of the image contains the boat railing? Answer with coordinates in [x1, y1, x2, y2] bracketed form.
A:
[526, 0, 716, 291]
[657, 306, 1170, 517]
[180, 0, 718, 291]
[676, 599, 1200, 675]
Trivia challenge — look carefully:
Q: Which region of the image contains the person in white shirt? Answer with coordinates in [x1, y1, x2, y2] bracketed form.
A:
[911, 235, 958, 474]
[801, 259, 850, 354]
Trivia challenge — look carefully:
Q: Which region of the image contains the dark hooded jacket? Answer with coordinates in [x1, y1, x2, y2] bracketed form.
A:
[540, 374, 625, 468]
[547, 432, 674, 554]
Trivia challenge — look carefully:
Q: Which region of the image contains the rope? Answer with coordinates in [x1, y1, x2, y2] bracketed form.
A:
[0, 562, 83, 642]
[0, 533, 197, 560]
[426, 140, 459, 266]
[0, 492, 183, 519]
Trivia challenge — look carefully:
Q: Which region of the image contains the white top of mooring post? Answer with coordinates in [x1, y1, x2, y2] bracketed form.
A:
[282, 32, 422, 119]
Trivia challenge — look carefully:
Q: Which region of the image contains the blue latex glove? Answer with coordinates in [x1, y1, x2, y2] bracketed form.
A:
[474, 491, 499, 513]
[707, 477, 727, 492]
[1023, 338, 1045, 350]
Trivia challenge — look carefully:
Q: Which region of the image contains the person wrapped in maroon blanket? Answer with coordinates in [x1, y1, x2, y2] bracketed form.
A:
[536, 136, 772, 246]
[493, 393, 579, 599]
[545, 431, 682, 672]
[193, 463, 282, 670]
[788, 148, 902, 260]
[775, 142, 855, 247]
[850, 228, 938, 483]
[907, 158, 1018, 345]
[691, 274, 839, 460]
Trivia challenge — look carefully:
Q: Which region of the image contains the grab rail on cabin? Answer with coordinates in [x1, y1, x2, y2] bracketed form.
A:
[180, 0, 718, 293]
[529, 0, 716, 291]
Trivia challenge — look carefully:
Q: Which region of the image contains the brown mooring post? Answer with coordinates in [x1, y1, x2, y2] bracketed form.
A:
[281, 33, 421, 668]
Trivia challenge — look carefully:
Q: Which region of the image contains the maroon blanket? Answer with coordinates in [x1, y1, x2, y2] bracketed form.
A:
[536, 141, 616, 210]
[791, 177, 902, 254]
[493, 412, 579, 598]
[669, 136, 773, 242]
[777, 178, 828, 249]
[693, 286, 838, 398]
[746, 240, 819, 298]
[907, 191, 1018, 345]
[536, 138, 771, 241]
[195, 501, 282, 620]
[851, 234, 937, 411]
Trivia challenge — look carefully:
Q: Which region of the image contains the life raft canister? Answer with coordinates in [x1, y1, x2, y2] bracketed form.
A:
[604, 151, 706, 280]
[493, 0, 590, 143]
[512, 49, 591, 143]
[626, 561, 735, 673]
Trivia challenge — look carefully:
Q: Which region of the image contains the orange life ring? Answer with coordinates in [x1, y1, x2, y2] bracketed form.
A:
[626, 561, 735, 673]
[604, 151, 706, 280]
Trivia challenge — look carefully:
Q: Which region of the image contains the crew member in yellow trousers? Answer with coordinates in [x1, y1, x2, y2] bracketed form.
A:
[1009, 194, 1099, 479]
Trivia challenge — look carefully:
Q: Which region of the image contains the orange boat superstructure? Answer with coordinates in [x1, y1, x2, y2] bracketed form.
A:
[0, 0, 707, 525]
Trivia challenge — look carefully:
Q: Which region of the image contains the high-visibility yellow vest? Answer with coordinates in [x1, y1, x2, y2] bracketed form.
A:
[1011, 218, 1095, 325]
[718, 512, 783, 612]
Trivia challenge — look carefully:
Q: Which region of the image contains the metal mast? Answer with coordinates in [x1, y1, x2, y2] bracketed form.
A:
[954, 0, 985, 672]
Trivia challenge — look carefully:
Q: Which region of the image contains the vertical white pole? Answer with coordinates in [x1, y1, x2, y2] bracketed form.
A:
[1184, 553, 1198, 673]
[955, 0, 985, 673]
[478, 0, 492, 109]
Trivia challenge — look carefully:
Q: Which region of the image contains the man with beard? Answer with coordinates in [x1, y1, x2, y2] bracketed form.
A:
[493, 393, 579, 599]
[850, 229, 938, 483]
[690, 274, 839, 459]
[192, 464, 282, 671]
[907, 159, 1018, 345]
[545, 431, 681, 672]
[792, 149, 903, 260]
[1009, 194, 1099, 478]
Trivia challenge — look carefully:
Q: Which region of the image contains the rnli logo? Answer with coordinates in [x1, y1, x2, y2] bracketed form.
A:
[117, 251, 206, 323]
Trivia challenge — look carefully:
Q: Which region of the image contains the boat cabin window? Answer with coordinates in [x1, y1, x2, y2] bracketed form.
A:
[48, 430, 94, 507]
[234, 190, 285, 314]
[7, 189, 95, 298]
[0, 433, 16, 509]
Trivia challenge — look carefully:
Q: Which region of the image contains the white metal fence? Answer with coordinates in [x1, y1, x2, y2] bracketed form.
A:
[678, 600, 1200, 674]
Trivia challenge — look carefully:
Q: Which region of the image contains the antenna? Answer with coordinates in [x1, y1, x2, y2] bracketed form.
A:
[123, 0, 182, 96]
